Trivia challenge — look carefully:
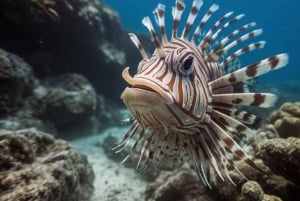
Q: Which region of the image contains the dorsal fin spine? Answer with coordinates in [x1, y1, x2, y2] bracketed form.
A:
[142, 17, 166, 59]
[192, 4, 219, 43]
[172, 0, 185, 39]
[155, 4, 168, 44]
[181, 0, 203, 39]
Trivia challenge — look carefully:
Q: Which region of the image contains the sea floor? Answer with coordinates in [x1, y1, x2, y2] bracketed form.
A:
[71, 123, 148, 201]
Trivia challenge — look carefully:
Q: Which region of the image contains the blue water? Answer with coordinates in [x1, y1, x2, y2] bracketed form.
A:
[103, 0, 299, 83]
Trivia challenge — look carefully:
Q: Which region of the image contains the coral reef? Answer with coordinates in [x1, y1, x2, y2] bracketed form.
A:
[238, 181, 264, 201]
[141, 158, 289, 201]
[237, 181, 282, 201]
[145, 171, 207, 201]
[267, 102, 300, 138]
[0, 129, 94, 201]
[258, 137, 300, 185]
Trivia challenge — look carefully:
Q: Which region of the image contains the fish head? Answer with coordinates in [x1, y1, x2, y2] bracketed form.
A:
[121, 40, 210, 130]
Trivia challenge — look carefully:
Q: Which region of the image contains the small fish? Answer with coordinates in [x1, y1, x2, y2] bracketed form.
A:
[116, 0, 288, 188]
[35, 1, 60, 22]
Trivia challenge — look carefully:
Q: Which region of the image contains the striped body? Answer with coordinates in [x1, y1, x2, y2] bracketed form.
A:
[116, 0, 288, 188]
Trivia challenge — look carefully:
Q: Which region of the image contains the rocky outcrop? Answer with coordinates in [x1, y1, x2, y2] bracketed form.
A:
[145, 171, 208, 201]
[143, 162, 288, 201]
[0, 47, 118, 136]
[0, 0, 148, 136]
[267, 102, 300, 138]
[258, 137, 300, 185]
[0, 129, 95, 201]
[237, 181, 282, 201]
[0, 0, 153, 104]
[35, 73, 97, 126]
[0, 48, 56, 134]
[0, 48, 35, 116]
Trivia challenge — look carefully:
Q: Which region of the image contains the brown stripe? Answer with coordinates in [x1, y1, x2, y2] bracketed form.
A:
[183, 24, 192, 38]
[236, 38, 242, 44]
[167, 53, 176, 91]
[189, 78, 198, 114]
[232, 98, 243, 104]
[173, 19, 179, 32]
[246, 62, 259, 77]
[199, 21, 205, 29]
[156, 66, 169, 81]
[228, 74, 237, 82]
[215, 107, 231, 116]
[227, 32, 235, 40]
[268, 56, 280, 69]
[177, 2, 185, 10]
[228, 17, 238, 26]
[218, 116, 228, 126]
[223, 138, 234, 148]
[248, 32, 255, 38]
[254, 42, 261, 48]
[178, 76, 184, 106]
[191, 6, 198, 15]
[160, 26, 166, 36]
[234, 149, 245, 158]
[218, 16, 227, 26]
[242, 46, 250, 53]
[243, 113, 251, 121]
[250, 93, 266, 106]
[137, 43, 143, 50]
[239, 26, 247, 32]
[236, 125, 246, 133]
[158, 9, 164, 17]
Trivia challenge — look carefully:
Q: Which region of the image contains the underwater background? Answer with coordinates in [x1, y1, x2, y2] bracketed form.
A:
[103, 0, 299, 84]
[0, 0, 299, 201]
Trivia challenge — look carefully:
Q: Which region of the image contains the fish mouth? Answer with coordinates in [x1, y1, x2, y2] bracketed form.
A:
[121, 67, 173, 104]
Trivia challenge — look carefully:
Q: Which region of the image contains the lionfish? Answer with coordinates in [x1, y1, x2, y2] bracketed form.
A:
[115, 0, 288, 187]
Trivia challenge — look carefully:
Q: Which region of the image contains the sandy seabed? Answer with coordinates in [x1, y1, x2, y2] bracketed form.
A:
[71, 126, 148, 201]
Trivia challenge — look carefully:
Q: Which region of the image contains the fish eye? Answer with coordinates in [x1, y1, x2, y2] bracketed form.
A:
[178, 56, 194, 76]
[183, 57, 193, 70]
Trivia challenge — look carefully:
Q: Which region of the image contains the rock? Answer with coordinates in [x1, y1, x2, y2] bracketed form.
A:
[279, 102, 300, 118]
[258, 137, 300, 185]
[268, 102, 300, 138]
[0, 48, 35, 116]
[0, 129, 94, 201]
[0, 48, 58, 134]
[207, 158, 290, 201]
[263, 194, 282, 201]
[33, 73, 121, 136]
[236, 181, 283, 201]
[35, 73, 97, 126]
[0, 48, 119, 137]
[0, 117, 57, 135]
[238, 181, 264, 201]
[95, 95, 120, 128]
[145, 171, 207, 201]
[274, 117, 300, 138]
[247, 124, 280, 155]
